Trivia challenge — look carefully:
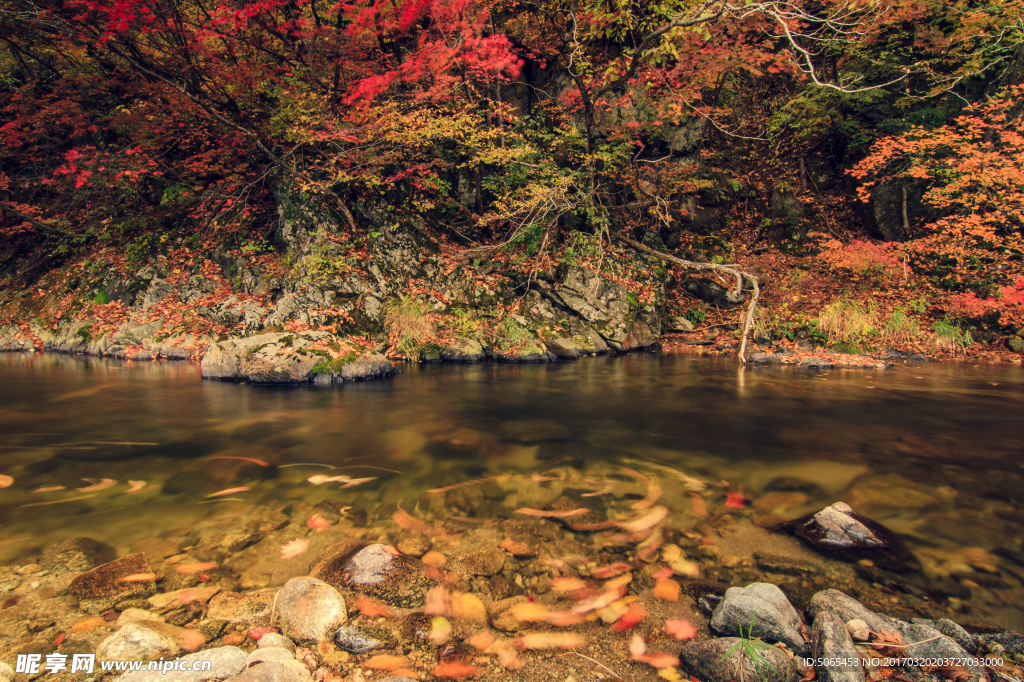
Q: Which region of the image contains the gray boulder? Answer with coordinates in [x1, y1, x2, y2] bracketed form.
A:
[271, 577, 347, 643]
[811, 611, 865, 682]
[555, 266, 660, 351]
[711, 582, 808, 655]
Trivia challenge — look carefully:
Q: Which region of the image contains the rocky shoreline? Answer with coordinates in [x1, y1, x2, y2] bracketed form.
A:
[1, 490, 1021, 682]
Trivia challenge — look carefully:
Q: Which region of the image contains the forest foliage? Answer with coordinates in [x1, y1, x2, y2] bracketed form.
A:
[1, 0, 1023, 340]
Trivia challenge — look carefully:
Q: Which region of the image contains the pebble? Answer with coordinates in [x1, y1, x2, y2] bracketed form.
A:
[333, 626, 386, 654]
[258, 633, 296, 652]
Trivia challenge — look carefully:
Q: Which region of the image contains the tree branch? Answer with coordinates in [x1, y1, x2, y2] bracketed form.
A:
[0, 202, 69, 236]
[616, 235, 761, 363]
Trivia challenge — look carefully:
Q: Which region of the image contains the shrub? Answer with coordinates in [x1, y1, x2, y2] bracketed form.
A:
[383, 296, 435, 359]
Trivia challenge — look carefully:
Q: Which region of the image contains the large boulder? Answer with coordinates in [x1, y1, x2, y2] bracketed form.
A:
[710, 583, 808, 656]
[678, 637, 800, 682]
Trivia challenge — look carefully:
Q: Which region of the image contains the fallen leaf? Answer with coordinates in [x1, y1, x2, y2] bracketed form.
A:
[175, 562, 217, 574]
[428, 475, 503, 493]
[20, 493, 95, 507]
[581, 486, 613, 497]
[653, 579, 680, 602]
[432, 661, 479, 679]
[76, 478, 116, 492]
[630, 633, 647, 657]
[0, 475, 12, 488]
[249, 627, 279, 640]
[280, 539, 309, 560]
[665, 619, 698, 641]
[515, 632, 586, 650]
[355, 595, 393, 617]
[635, 652, 681, 669]
[71, 616, 105, 633]
[422, 550, 447, 568]
[392, 508, 457, 540]
[52, 632, 66, 646]
[118, 573, 158, 582]
[207, 487, 250, 497]
[32, 485, 66, 494]
[617, 505, 669, 533]
[307, 474, 348, 485]
[498, 537, 535, 557]
[688, 492, 707, 517]
[514, 507, 589, 519]
[724, 493, 747, 509]
[591, 562, 631, 579]
[211, 456, 270, 466]
[125, 480, 147, 494]
[469, 631, 495, 650]
[364, 655, 408, 671]
[610, 603, 647, 631]
[307, 514, 331, 532]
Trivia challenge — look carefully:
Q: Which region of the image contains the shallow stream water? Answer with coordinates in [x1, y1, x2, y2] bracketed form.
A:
[1, 352, 1022, 627]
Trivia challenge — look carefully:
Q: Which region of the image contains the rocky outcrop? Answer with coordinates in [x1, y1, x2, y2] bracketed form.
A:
[201, 332, 395, 385]
[549, 266, 660, 350]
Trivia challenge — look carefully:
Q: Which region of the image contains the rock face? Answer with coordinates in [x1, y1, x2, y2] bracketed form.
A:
[552, 267, 660, 350]
[114, 647, 247, 682]
[69, 552, 157, 614]
[678, 637, 800, 682]
[710, 583, 808, 656]
[782, 502, 920, 572]
[271, 577, 348, 643]
[811, 611, 864, 682]
[311, 542, 430, 608]
[200, 332, 394, 384]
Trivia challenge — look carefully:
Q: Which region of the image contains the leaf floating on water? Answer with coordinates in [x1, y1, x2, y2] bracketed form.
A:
[514, 507, 589, 519]
[307, 515, 331, 532]
[176, 562, 217, 574]
[280, 539, 309, 560]
[207, 487, 250, 498]
[77, 478, 116, 492]
[617, 505, 669, 533]
[307, 475, 349, 485]
[21, 493, 96, 507]
[665, 618, 698, 641]
[125, 480, 147, 494]
[530, 472, 560, 483]
[339, 477, 376, 488]
[581, 486, 613, 497]
[621, 467, 662, 510]
[0, 475, 12, 488]
[118, 573, 158, 582]
[428, 475, 505, 494]
[32, 485, 66, 494]
[210, 456, 270, 467]
[515, 632, 585, 650]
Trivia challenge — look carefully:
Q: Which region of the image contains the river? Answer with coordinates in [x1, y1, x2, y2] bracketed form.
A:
[0, 352, 1022, 628]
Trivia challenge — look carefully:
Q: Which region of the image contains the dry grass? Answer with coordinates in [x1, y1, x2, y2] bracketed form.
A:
[383, 296, 435, 359]
[817, 299, 878, 346]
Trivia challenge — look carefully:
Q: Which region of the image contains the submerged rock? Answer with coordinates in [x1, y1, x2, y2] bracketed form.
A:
[311, 542, 430, 608]
[97, 622, 205, 660]
[334, 626, 387, 654]
[781, 502, 919, 572]
[69, 552, 157, 614]
[271, 577, 347, 643]
[114, 646, 247, 682]
[42, 537, 117, 573]
[207, 590, 275, 623]
[710, 582, 808, 655]
[678, 637, 800, 682]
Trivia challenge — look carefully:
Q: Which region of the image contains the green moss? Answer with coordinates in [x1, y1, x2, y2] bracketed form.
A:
[93, 291, 110, 305]
[75, 324, 93, 343]
[310, 351, 361, 375]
